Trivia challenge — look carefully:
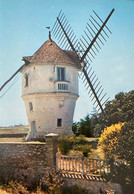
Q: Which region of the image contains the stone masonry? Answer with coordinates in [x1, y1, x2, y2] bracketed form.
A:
[0, 133, 58, 184]
[63, 177, 122, 194]
[0, 133, 122, 193]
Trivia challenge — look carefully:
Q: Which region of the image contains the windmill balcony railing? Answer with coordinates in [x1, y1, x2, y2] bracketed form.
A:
[55, 81, 70, 92]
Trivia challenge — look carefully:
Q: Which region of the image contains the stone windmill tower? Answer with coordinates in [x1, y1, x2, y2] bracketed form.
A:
[21, 35, 80, 140]
[0, 9, 114, 141]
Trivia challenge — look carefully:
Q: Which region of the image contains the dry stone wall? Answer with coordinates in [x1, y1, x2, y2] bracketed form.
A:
[0, 133, 58, 184]
[63, 177, 122, 194]
[0, 133, 122, 193]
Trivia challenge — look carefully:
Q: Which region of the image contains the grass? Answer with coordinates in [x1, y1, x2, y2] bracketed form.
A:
[0, 125, 29, 143]
[58, 134, 103, 159]
[69, 144, 103, 159]
[0, 125, 29, 134]
[0, 126, 103, 158]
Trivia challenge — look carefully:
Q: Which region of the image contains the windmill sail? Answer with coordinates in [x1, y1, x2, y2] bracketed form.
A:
[80, 9, 114, 63]
[0, 64, 24, 92]
[51, 9, 114, 112]
[0, 9, 114, 113]
[52, 11, 78, 52]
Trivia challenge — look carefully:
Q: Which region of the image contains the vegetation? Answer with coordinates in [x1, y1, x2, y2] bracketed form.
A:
[40, 169, 87, 193]
[101, 122, 134, 194]
[97, 90, 134, 194]
[0, 125, 28, 143]
[114, 122, 134, 194]
[40, 169, 64, 193]
[58, 137, 72, 155]
[98, 122, 125, 159]
[73, 90, 134, 193]
[72, 114, 94, 137]
[0, 170, 88, 194]
[116, 122, 134, 164]
[58, 134, 93, 157]
[0, 181, 29, 194]
[72, 91, 134, 137]
[0, 91, 133, 193]
[92, 90, 134, 137]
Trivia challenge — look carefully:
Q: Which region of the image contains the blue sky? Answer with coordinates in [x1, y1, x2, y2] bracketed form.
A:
[0, 0, 134, 126]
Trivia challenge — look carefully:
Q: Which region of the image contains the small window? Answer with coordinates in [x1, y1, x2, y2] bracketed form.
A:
[25, 73, 29, 87]
[57, 67, 65, 81]
[29, 102, 33, 111]
[57, 118, 62, 127]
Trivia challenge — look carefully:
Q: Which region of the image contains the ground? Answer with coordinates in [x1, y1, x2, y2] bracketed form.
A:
[0, 126, 103, 158]
[0, 189, 9, 194]
[0, 125, 28, 142]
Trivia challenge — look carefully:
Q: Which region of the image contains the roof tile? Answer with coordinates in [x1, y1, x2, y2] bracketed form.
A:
[23, 39, 80, 68]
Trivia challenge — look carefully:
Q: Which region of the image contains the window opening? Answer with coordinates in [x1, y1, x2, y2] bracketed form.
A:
[25, 73, 29, 87]
[29, 102, 33, 111]
[31, 121, 36, 138]
[57, 67, 65, 81]
[57, 118, 62, 127]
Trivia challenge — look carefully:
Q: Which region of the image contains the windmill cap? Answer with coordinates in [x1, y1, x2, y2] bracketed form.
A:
[22, 39, 80, 68]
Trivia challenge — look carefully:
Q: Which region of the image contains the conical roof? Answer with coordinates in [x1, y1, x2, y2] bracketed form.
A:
[23, 39, 80, 67]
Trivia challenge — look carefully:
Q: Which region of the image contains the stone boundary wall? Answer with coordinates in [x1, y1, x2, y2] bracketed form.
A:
[0, 134, 122, 193]
[0, 133, 58, 184]
[63, 177, 122, 194]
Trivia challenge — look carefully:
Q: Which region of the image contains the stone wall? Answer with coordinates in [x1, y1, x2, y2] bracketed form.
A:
[0, 134, 122, 193]
[63, 177, 122, 194]
[0, 133, 58, 184]
[22, 62, 79, 140]
[22, 63, 78, 96]
[23, 93, 78, 140]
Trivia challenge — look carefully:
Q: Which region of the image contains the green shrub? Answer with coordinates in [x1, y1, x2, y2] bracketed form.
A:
[40, 169, 64, 194]
[73, 144, 92, 157]
[98, 123, 125, 159]
[72, 122, 78, 135]
[99, 121, 134, 194]
[75, 134, 87, 144]
[58, 134, 93, 156]
[58, 139, 72, 155]
[82, 146, 91, 157]
[72, 115, 94, 137]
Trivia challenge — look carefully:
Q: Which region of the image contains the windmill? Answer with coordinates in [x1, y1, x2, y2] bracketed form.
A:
[51, 9, 115, 113]
[0, 9, 114, 140]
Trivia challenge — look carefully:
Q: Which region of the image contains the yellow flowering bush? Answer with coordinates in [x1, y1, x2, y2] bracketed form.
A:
[98, 123, 125, 159]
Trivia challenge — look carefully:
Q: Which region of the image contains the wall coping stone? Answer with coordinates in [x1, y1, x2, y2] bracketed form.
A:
[0, 142, 46, 145]
[45, 133, 59, 137]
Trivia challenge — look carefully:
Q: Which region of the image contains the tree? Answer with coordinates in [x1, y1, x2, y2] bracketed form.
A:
[72, 115, 93, 137]
[92, 90, 134, 136]
[72, 122, 78, 135]
[115, 122, 134, 193]
[98, 122, 125, 159]
[104, 91, 134, 124]
[98, 121, 134, 194]
[95, 90, 134, 193]
[116, 122, 134, 163]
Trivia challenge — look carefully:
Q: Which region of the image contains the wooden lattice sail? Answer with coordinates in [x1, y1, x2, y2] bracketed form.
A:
[51, 9, 114, 112]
